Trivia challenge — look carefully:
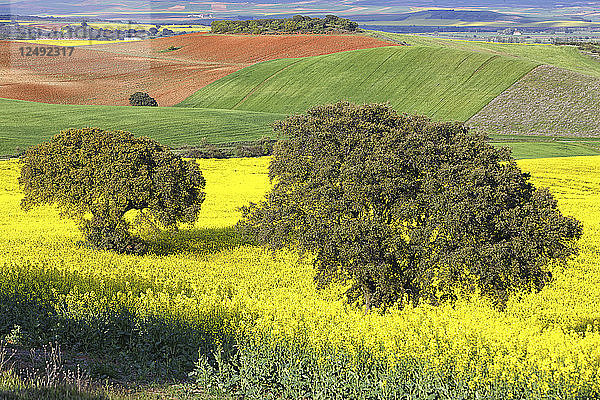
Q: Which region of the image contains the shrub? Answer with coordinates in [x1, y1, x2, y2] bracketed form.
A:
[163, 45, 182, 52]
[238, 102, 583, 310]
[233, 137, 275, 158]
[19, 128, 206, 254]
[177, 137, 276, 159]
[129, 91, 158, 107]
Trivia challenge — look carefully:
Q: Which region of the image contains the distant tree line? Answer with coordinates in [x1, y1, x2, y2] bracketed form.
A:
[0, 21, 180, 41]
[211, 15, 360, 34]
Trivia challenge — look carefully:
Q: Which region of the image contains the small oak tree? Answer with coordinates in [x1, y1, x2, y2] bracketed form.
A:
[19, 128, 205, 255]
[239, 102, 583, 310]
[129, 92, 158, 107]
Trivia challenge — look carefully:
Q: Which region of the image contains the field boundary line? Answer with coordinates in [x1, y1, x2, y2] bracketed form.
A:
[465, 62, 540, 124]
[233, 59, 304, 109]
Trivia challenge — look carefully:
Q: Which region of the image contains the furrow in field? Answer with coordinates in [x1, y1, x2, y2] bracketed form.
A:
[234, 59, 304, 109]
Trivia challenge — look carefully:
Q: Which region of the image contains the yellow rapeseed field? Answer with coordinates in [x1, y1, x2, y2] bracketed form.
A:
[1, 155, 599, 395]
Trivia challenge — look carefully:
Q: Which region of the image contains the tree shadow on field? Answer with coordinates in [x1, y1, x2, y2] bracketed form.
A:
[1, 280, 242, 384]
[144, 226, 255, 257]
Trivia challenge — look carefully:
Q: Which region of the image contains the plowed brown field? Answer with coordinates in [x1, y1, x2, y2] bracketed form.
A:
[0, 33, 394, 106]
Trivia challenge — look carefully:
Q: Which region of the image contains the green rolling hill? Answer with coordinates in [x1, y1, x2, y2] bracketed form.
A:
[4, 96, 596, 160]
[175, 46, 536, 122]
[4, 36, 600, 160]
[0, 98, 284, 156]
[374, 32, 600, 78]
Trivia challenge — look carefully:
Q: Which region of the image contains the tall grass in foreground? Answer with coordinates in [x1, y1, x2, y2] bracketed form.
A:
[0, 156, 600, 398]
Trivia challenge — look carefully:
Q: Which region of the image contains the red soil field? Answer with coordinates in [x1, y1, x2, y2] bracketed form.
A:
[0, 33, 394, 106]
[88, 33, 396, 63]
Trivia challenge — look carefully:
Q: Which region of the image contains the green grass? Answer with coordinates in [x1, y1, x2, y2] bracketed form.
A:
[373, 32, 600, 78]
[2, 97, 597, 161]
[176, 46, 536, 122]
[490, 133, 600, 159]
[492, 141, 600, 159]
[4, 38, 598, 160]
[0, 98, 284, 155]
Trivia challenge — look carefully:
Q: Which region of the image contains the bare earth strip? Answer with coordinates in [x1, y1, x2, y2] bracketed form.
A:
[468, 65, 600, 137]
[0, 33, 394, 107]
[0, 40, 240, 106]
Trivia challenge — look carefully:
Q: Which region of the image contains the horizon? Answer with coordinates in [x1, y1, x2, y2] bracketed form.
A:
[2, 1, 600, 23]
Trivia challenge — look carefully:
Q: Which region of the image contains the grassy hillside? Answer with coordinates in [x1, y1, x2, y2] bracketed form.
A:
[3, 99, 597, 160]
[4, 39, 598, 160]
[176, 46, 536, 122]
[374, 32, 600, 78]
[0, 98, 284, 155]
[469, 65, 600, 137]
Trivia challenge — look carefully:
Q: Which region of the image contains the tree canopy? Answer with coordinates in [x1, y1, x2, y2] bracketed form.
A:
[129, 92, 158, 107]
[239, 102, 583, 310]
[19, 128, 205, 254]
[211, 15, 359, 34]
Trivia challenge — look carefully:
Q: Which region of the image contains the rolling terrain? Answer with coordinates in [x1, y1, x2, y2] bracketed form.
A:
[362, 32, 600, 150]
[86, 33, 394, 64]
[3, 32, 600, 159]
[2, 97, 596, 160]
[0, 33, 393, 106]
[0, 98, 283, 155]
[0, 38, 237, 106]
[357, 9, 600, 28]
[176, 45, 536, 122]
[470, 65, 600, 137]
[373, 32, 600, 77]
[4, 22, 600, 397]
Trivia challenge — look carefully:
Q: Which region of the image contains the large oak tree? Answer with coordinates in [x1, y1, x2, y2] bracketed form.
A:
[239, 102, 583, 310]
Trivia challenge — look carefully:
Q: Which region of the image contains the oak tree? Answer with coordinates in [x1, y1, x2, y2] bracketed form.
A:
[239, 102, 582, 310]
[129, 92, 158, 107]
[20, 128, 205, 254]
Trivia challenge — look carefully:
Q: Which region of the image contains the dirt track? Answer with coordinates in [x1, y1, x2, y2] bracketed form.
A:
[0, 33, 394, 106]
